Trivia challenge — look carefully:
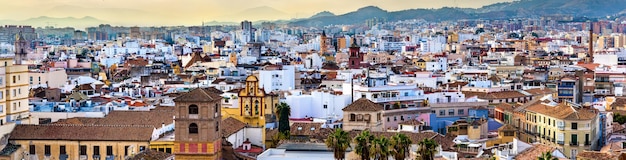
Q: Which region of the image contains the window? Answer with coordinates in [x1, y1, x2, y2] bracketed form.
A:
[29, 145, 36, 154]
[106, 146, 113, 156]
[60, 145, 66, 155]
[80, 145, 87, 155]
[189, 123, 198, 134]
[439, 110, 445, 116]
[165, 148, 172, 154]
[458, 109, 464, 115]
[350, 114, 356, 121]
[124, 146, 129, 156]
[94, 146, 100, 155]
[449, 109, 455, 116]
[215, 121, 219, 131]
[12, 76, 15, 83]
[189, 105, 198, 114]
[215, 104, 219, 115]
[571, 134, 578, 145]
[387, 117, 390, 122]
[323, 104, 328, 109]
[44, 145, 51, 155]
[572, 123, 578, 130]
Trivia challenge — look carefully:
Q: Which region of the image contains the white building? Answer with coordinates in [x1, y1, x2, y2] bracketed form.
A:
[284, 90, 351, 119]
[258, 65, 296, 93]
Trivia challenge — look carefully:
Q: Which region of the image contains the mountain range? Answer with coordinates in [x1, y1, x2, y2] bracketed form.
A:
[2, 0, 626, 28]
[290, 0, 626, 27]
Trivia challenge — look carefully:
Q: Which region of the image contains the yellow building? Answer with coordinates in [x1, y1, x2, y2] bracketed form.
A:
[486, 124, 517, 148]
[525, 102, 598, 159]
[413, 58, 426, 69]
[0, 57, 30, 125]
[9, 124, 153, 160]
[337, 37, 347, 50]
[221, 75, 279, 148]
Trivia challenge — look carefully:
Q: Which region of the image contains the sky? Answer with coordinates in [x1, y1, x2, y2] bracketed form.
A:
[0, 0, 513, 26]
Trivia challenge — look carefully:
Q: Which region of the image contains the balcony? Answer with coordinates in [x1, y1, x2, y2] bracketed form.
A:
[371, 96, 421, 103]
[557, 141, 564, 145]
[585, 141, 591, 146]
[557, 125, 564, 130]
[189, 114, 199, 119]
[59, 154, 68, 160]
[570, 141, 578, 146]
[106, 155, 115, 160]
[80, 155, 87, 160]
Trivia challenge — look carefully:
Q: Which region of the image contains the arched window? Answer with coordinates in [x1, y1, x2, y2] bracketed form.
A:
[189, 105, 198, 115]
[189, 123, 198, 134]
[254, 100, 259, 115]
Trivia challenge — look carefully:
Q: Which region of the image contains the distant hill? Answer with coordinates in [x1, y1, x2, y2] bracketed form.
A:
[310, 11, 335, 19]
[0, 16, 107, 29]
[290, 0, 626, 27]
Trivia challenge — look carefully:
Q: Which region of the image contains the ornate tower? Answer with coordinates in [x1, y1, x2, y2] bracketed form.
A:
[320, 31, 327, 55]
[173, 88, 223, 160]
[348, 37, 361, 69]
[235, 75, 279, 148]
[14, 31, 27, 65]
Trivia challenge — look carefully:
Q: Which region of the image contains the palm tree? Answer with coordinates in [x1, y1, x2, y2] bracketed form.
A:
[276, 102, 291, 118]
[325, 129, 351, 160]
[276, 102, 291, 134]
[354, 130, 374, 160]
[390, 133, 412, 160]
[537, 151, 558, 160]
[370, 136, 390, 160]
[415, 139, 438, 160]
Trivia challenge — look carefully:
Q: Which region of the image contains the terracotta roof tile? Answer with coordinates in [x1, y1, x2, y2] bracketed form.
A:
[290, 122, 323, 136]
[174, 87, 223, 102]
[526, 103, 597, 120]
[221, 117, 246, 137]
[576, 151, 617, 160]
[495, 103, 515, 112]
[342, 98, 383, 111]
[514, 144, 557, 160]
[399, 119, 423, 125]
[524, 88, 555, 95]
[10, 124, 153, 141]
[128, 149, 173, 160]
[54, 107, 175, 129]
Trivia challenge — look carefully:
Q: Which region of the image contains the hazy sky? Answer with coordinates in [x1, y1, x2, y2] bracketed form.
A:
[0, 0, 513, 26]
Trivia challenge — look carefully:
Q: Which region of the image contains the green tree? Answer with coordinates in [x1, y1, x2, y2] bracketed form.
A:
[415, 138, 438, 160]
[325, 129, 351, 160]
[269, 131, 288, 148]
[537, 151, 558, 160]
[277, 102, 291, 134]
[475, 28, 485, 34]
[615, 113, 626, 124]
[354, 130, 374, 160]
[390, 133, 412, 160]
[370, 136, 390, 160]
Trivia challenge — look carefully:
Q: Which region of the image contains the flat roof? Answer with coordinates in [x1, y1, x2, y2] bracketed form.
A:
[257, 149, 335, 160]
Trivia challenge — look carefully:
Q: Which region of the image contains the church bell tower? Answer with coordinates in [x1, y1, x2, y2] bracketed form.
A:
[14, 31, 27, 65]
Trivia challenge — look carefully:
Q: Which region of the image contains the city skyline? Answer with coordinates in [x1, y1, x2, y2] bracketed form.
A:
[0, 0, 512, 27]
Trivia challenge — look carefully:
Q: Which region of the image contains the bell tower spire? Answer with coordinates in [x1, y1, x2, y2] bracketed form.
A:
[14, 31, 27, 65]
